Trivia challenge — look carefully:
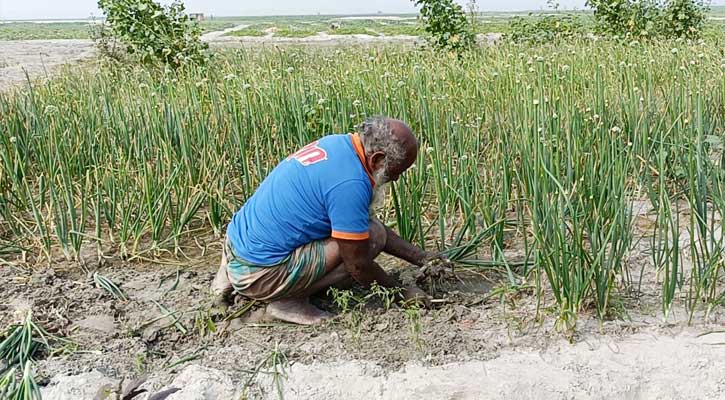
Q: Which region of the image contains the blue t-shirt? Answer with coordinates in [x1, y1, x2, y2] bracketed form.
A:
[227, 133, 375, 266]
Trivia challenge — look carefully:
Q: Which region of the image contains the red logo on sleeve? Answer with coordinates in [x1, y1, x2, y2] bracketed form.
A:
[288, 141, 328, 166]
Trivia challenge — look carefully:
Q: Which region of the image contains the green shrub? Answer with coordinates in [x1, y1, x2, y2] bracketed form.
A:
[586, 0, 709, 39]
[413, 0, 475, 54]
[507, 14, 586, 44]
[662, 0, 709, 39]
[95, 0, 208, 66]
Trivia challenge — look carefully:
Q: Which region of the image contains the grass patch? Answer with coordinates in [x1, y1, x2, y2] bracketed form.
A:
[0, 22, 92, 40]
[328, 26, 378, 36]
[226, 24, 272, 37]
[199, 20, 246, 33]
[373, 22, 424, 36]
[274, 24, 322, 38]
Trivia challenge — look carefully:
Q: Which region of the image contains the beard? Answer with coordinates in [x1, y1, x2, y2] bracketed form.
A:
[369, 168, 389, 217]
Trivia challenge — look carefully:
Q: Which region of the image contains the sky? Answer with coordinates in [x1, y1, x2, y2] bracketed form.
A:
[0, 0, 723, 20]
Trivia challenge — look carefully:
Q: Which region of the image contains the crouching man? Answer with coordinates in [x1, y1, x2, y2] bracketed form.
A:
[211, 116, 443, 325]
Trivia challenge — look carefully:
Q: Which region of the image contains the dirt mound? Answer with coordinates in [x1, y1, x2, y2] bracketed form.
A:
[2, 254, 723, 400]
[40, 330, 725, 399]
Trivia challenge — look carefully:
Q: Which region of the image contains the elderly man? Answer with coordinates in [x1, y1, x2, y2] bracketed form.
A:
[211, 116, 440, 325]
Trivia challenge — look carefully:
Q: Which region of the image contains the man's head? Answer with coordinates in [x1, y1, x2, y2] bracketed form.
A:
[357, 116, 418, 186]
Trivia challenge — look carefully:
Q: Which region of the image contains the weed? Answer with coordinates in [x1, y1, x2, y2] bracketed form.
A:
[152, 301, 188, 336]
[134, 352, 147, 375]
[164, 347, 205, 369]
[403, 304, 424, 351]
[193, 308, 217, 337]
[328, 287, 366, 341]
[239, 342, 288, 400]
[369, 282, 402, 311]
[93, 272, 128, 301]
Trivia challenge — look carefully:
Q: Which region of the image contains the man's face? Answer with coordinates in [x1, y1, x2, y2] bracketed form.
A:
[373, 165, 390, 186]
[369, 167, 389, 215]
[379, 150, 417, 184]
[368, 147, 417, 186]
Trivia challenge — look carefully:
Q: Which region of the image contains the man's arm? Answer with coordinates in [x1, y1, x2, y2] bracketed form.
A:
[337, 238, 400, 287]
[382, 225, 429, 267]
[337, 237, 431, 307]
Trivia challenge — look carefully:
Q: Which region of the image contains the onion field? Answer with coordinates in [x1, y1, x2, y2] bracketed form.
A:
[2, 40, 725, 329]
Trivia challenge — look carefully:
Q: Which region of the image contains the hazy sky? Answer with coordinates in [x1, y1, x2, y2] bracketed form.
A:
[1, 0, 580, 20]
[1, 0, 723, 20]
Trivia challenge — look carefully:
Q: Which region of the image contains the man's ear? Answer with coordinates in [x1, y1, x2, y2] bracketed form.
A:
[370, 152, 386, 170]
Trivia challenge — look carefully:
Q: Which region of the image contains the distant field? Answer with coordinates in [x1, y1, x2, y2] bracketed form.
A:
[0, 18, 252, 40]
[2, 9, 725, 41]
[0, 22, 93, 40]
[219, 14, 725, 39]
[199, 18, 249, 33]
[222, 14, 581, 38]
[711, 5, 725, 15]
[226, 17, 423, 38]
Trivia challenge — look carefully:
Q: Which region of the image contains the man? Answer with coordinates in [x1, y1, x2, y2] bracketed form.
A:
[211, 116, 443, 325]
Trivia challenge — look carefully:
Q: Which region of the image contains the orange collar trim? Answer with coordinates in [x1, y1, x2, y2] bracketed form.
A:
[350, 133, 376, 188]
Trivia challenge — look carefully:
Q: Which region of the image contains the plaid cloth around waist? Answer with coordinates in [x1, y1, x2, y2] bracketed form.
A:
[223, 236, 327, 301]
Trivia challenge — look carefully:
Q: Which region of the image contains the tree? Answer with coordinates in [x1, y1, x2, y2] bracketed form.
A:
[414, 0, 475, 54]
[96, 0, 208, 66]
[586, 0, 709, 40]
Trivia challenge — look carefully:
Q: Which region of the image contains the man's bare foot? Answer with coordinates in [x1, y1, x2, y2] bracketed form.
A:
[212, 287, 234, 310]
[211, 262, 234, 309]
[266, 298, 333, 325]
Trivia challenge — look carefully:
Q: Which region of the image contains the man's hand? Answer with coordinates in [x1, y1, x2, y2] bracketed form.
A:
[416, 252, 454, 285]
[401, 285, 431, 308]
[420, 251, 454, 270]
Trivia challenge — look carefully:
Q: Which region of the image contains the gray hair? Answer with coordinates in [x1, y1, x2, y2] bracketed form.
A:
[357, 116, 405, 166]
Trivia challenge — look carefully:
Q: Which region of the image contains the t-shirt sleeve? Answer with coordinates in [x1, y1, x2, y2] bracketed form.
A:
[325, 180, 371, 240]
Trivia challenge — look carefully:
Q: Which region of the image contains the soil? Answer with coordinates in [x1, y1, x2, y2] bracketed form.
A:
[2, 223, 725, 399]
[0, 39, 95, 90]
[199, 24, 251, 41]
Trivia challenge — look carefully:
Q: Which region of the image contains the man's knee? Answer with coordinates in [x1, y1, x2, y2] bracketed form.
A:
[369, 219, 387, 255]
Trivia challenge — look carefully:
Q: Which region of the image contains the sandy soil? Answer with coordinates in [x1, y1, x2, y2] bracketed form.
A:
[199, 24, 250, 41]
[38, 331, 725, 399]
[2, 217, 725, 400]
[0, 39, 95, 90]
[273, 332, 725, 399]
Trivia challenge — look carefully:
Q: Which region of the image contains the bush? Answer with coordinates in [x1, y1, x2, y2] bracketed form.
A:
[95, 0, 208, 66]
[586, 0, 709, 40]
[507, 14, 586, 44]
[413, 0, 475, 54]
[662, 0, 709, 39]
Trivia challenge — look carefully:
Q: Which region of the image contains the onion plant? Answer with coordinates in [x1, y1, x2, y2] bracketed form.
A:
[0, 311, 73, 373]
[2, 38, 725, 327]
